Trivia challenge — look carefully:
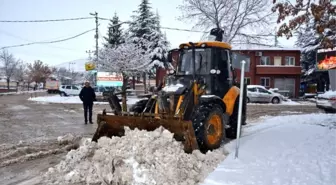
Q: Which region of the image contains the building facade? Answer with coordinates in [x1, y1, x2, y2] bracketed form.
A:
[233, 48, 302, 98]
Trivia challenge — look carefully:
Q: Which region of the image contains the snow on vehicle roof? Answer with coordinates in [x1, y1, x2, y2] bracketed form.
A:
[318, 90, 336, 99]
[247, 85, 266, 89]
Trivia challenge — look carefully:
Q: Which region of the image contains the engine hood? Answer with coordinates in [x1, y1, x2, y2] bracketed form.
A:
[162, 76, 193, 95]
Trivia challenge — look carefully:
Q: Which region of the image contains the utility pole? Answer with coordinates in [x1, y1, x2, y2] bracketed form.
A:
[90, 11, 99, 86]
[86, 50, 93, 59]
[90, 12, 99, 70]
[274, 27, 278, 47]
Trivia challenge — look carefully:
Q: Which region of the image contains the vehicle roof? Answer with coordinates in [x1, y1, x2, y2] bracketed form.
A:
[179, 41, 232, 50]
[247, 85, 266, 89]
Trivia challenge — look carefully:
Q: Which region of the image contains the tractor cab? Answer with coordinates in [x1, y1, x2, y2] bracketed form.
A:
[179, 42, 235, 96]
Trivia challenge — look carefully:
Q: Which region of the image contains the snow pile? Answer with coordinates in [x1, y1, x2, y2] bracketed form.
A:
[201, 113, 336, 185]
[28, 95, 143, 106]
[280, 99, 301, 105]
[28, 95, 107, 104]
[43, 127, 226, 185]
[318, 90, 336, 99]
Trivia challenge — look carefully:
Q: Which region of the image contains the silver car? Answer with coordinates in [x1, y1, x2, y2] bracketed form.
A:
[316, 91, 336, 113]
[246, 85, 285, 104]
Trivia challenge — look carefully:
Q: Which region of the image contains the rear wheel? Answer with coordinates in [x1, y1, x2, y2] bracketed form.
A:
[60, 92, 66, 97]
[272, 97, 280, 104]
[192, 104, 228, 153]
[246, 97, 250, 103]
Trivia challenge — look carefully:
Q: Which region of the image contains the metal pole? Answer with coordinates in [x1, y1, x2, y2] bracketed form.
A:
[90, 12, 99, 86]
[235, 60, 246, 159]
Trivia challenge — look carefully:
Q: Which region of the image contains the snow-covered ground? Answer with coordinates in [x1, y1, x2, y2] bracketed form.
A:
[28, 95, 144, 106]
[0, 93, 329, 185]
[201, 113, 336, 185]
[29, 95, 315, 107]
[248, 99, 315, 106]
[23, 113, 334, 185]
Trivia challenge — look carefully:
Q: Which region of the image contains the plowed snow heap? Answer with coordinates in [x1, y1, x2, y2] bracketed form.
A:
[43, 127, 226, 185]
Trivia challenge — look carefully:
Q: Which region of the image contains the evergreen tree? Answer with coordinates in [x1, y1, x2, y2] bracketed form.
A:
[128, 1, 170, 67]
[128, 0, 156, 39]
[104, 12, 124, 48]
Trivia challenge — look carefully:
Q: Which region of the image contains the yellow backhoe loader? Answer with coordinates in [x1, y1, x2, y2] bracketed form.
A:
[92, 28, 247, 153]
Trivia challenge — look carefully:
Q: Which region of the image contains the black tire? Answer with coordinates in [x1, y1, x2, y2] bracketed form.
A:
[272, 97, 280, 104]
[192, 103, 228, 153]
[246, 97, 250, 103]
[60, 92, 66, 97]
[227, 96, 246, 138]
[324, 109, 336, 114]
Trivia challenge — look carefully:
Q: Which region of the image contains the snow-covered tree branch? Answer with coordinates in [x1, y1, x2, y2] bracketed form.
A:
[99, 37, 153, 111]
[178, 0, 275, 45]
[99, 38, 153, 76]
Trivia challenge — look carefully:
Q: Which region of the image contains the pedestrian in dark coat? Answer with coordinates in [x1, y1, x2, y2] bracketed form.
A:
[79, 81, 96, 124]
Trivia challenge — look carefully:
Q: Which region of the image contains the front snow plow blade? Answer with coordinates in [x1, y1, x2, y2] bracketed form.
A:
[92, 113, 199, 153]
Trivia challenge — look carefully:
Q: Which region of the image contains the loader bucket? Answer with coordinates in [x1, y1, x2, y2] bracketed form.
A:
[92, 113, 199, 153]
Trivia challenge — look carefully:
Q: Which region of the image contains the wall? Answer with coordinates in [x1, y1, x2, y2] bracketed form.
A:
[233, 49, 301, 97]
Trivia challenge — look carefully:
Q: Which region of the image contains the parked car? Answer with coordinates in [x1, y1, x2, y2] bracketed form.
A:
[246, 85, 286, 104]
[316, 91, 336, 113]
[59, 85, 82, 96]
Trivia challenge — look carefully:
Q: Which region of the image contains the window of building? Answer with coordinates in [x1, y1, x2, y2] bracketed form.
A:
[260, 77, 270, 87]
[245, 77, 251, 85]
[285, 56, 295, 66]
[274, 56, 282, 66]
[260, 56, 271, 65]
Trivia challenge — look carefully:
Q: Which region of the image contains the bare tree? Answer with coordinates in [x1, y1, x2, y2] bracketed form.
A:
[178, 0, 275, 45]
[14, 62, 27, 83]
[14, 62, 27, 91]
[0, 50, 19, 90]
[27, 60, 52, 85]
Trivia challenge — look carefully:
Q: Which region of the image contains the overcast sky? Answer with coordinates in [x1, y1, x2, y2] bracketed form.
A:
[0, 0, 297, 66]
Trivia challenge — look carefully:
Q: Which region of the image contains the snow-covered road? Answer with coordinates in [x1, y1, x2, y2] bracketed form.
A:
[0, 93, 328, 185]
[201, 114, 336, 185]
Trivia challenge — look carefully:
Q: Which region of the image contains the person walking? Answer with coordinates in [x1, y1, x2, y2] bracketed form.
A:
[79, 81, 96, 124]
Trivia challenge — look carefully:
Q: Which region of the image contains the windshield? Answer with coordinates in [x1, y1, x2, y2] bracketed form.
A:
[177, 48, 211, 75]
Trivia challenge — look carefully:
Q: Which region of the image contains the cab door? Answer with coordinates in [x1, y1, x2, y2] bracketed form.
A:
[211, 48, 231, 98]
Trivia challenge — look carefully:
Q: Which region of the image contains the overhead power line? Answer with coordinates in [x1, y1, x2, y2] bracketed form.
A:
[0, 17, 93, 23]
[0, 29, 84, 52]
[0, 15, 296, 36]
[0, 28, 95, 50]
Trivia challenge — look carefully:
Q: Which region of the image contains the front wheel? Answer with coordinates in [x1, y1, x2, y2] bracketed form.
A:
[192, 104, 228, 153]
